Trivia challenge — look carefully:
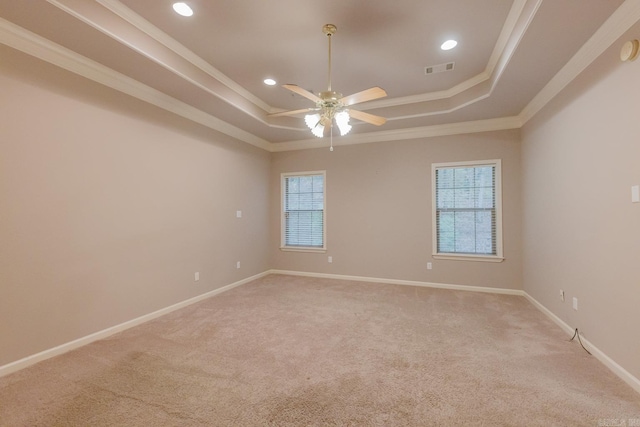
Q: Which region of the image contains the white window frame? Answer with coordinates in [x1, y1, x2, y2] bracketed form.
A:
[431, 159, 504, 262]
[280, 171, 327, 253]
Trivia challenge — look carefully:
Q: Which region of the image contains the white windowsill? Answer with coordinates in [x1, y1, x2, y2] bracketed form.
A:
[433, 254, 504, 263]
[281, 246, 327, 254]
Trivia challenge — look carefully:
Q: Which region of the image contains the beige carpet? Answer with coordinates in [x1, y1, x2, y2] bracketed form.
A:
[1, 274, 639, 426]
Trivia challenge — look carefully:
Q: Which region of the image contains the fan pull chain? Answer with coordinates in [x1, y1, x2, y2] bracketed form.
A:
[330, 125, 334, 151]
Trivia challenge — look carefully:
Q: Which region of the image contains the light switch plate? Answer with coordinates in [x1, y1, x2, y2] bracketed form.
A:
[632, 185, 639, 203]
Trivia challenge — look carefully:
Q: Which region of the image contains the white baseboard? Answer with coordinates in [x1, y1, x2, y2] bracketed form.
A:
[0, 271, 270, 378]
[2, 269, 516, 378]
[4, 269, 638, 396]
[269, 269, 525, 296]
[273, 269, 640, 394]
[524, 292, 640, 394]
[522, 292, 574, 335]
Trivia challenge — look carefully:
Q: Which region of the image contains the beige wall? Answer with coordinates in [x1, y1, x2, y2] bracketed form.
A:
[270, 130, 522, 290]
[3, 18, 639, 387]
[521, 26, 640, 379]
[0, 48, 271, 366]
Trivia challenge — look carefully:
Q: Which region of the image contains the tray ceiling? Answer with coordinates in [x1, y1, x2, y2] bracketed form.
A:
[0, 0, 637, 151]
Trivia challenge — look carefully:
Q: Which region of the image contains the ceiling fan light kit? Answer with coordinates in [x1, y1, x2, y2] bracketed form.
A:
[268, 24, 388, 141]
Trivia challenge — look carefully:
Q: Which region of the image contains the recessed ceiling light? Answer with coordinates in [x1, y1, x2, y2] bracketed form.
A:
[263, 78, 277, 86]
[441, 40, 458, 51]
[172, 2, 193, 17]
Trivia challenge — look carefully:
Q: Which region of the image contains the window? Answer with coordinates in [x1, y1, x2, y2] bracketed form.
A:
[432, 160, 503, 262]
[281, 171, 326, 252]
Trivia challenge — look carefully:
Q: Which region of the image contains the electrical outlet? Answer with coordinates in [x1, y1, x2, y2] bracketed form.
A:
[328, 256, 332, 263]
[560, 290, 564, 302]
[427, 262, 433, 270]
[236, 210, 242, 218]
[573, 297, 578, 311]
[236, 261, 241, 269]
[194, 272, 200, 281]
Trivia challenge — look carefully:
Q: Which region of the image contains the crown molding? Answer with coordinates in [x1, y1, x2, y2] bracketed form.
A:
[2, 16, 520, 153]
[3, 0, 636, 153]
[519, 0, 640, 124]
[362, 0, 536, 111]
[269, 116, 523, 152]
[54, 0, 537, 126]
[485, 0, 529, 79]
[46, 0, 271, 126]
[93, 0, 272, 113]
[0, 17, 271, 151]
[364, 72, 490, 110]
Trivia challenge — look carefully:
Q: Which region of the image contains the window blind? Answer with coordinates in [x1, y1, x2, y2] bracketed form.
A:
[435, 165, 496, 255]
[284, 174, 324, 248]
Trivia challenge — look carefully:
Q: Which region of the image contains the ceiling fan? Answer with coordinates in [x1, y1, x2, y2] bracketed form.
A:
[268, 24, 388, 138]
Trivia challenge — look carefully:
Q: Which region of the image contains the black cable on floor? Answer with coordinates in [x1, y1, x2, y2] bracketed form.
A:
[569, 328, 592, 355]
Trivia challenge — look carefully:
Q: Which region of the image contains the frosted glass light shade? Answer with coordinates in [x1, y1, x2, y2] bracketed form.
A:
[311, 125, 324, 138]
[335, 110, 352, 136]
[305, 114, 325, 137]
[305, 114, 320, 130]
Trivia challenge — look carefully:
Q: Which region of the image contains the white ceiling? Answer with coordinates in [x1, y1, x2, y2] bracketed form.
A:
[0, 0, 637, 151]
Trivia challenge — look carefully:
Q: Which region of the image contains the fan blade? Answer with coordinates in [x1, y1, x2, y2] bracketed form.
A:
[268, 108, 316, 118]
[282, 84, 322, 103]
[348, 109, 387, 126]
[340, 87, 387, 106]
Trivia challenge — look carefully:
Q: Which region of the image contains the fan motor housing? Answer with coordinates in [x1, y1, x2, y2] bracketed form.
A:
[319, 91, 342, 102]
[319, 90, 342, 105]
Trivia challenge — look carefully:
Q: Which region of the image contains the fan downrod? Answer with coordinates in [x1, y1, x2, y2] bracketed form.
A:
[323, 24, 337, 91]
[266, 23, 387, 130]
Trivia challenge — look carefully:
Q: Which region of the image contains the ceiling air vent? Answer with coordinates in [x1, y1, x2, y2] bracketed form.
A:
[425, 62, 455, 75]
